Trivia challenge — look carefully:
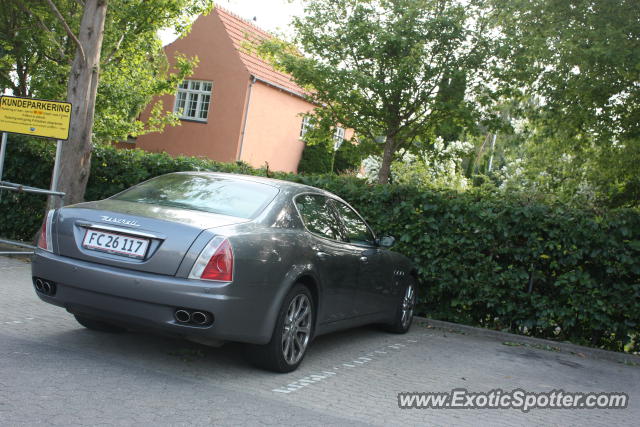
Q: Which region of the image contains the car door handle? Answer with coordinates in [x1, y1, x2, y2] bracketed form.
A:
[359, 256, 368, 262]
[316, 251, 329, 259]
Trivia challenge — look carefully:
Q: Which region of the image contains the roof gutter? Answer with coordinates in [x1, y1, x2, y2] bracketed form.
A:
[238, 75, 256, 161]
[252, 75, 307, 100]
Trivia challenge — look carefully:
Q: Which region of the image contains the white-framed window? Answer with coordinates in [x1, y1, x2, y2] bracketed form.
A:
[300, 115, 313, 139]
[174, 79, 213, 122]
[333, 126, 345, 150]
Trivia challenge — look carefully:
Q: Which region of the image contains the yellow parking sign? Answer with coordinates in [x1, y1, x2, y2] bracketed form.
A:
[0, 95, 72, 140]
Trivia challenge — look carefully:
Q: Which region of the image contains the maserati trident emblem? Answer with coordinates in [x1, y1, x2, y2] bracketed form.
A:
[100, 216, 141, 227]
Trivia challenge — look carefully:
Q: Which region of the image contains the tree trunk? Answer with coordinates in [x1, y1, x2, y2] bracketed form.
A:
[377, 135, 395, 184]
[54, 0, 108, 207]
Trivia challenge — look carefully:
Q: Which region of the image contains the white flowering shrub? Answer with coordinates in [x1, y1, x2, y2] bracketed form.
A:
[359, 155, 382, 181]
[495, 152, 599, 206]
[359, 137, 473, 190]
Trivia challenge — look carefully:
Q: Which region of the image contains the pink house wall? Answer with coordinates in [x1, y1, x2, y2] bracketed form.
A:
[135, 12, 249, 162]
[239, 81, 313, 173]
[131, 8, 328, 173]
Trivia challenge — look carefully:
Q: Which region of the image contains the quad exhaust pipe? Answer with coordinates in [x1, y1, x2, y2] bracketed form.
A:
[34, 278, 56, 296]
[174, 308, 213, 326]
[191, 311, 210, 325]
[174, 309, 191, 323]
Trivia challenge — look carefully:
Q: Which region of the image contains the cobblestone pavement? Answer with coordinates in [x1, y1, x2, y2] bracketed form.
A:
[1, 256, 638, 426]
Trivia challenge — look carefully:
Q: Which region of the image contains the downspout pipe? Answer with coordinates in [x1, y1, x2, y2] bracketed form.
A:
[238, 75, 256, 161]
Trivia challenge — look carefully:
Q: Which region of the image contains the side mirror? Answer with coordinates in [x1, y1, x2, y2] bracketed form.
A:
[378, 236, 395, 248]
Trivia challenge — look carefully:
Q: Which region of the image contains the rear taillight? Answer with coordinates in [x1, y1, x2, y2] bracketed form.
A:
[189, 236, 234, 282]
[37, 210, 54, 252]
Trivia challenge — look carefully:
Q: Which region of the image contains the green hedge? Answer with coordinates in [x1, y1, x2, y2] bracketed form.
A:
[0, 138, 265, 241]
[1, 138, 639, 353]
[306, 178, 640, 353]
[297, 139, 364, 174]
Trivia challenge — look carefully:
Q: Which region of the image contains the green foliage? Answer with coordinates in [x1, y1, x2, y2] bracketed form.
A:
[297, 111, 370, 174]
[258, 0, 496, 182]
[492, 0, 639, 143]
[334, 140, 365, 174]
[490, 0, 640, 208]
[84, 144, 259, 201]
[292, 175, 640, 353]
[0, 137, 59, 242]
[1, 139, 638, 353]
[297, 114, 334, 174]
[433, 69, 471, 142]
[0, 0, 213, 142]
[361, 138, 474, 189]
[0, 138, 261, 241]
[92, 1, 214, 142]
[297, 141, 332, 174]
[298, 139, 365, 175]
[0, 0, 72, 98]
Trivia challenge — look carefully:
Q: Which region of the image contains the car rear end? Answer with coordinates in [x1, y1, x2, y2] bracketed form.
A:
[31, 173, 285, 344]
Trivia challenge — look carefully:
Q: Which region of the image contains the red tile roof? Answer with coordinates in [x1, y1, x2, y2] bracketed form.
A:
[215, 6, 308, 98]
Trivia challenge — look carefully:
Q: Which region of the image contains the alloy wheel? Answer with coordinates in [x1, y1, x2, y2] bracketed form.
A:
[281, 293, 312, 365]
[400, 283, 415, 329]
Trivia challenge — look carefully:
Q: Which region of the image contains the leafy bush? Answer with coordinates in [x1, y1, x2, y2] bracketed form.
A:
[0, 137, 58, 242]
[1, 139, 638, 352]
[297, 138, 363, 174]
[360, 137, 474, 189]
[293, 176, 640, 353]
[296, 112, 366, 174]
[297, 140, 332, 174]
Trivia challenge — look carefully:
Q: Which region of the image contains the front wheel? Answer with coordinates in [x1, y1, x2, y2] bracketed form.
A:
[247, 284, 314, 373]
[385, 279, 416, 334]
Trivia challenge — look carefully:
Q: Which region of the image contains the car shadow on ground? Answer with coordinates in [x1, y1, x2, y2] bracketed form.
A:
[43, 321, 392, 376]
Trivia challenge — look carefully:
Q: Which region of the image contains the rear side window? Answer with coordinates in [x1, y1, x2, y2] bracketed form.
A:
[112, 174, 279, 219]
[332, 201, 375, 245]
[295, 194, 344, 240]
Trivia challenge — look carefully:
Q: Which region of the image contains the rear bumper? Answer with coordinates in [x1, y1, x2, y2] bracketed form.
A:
[31, 250, 278, 344]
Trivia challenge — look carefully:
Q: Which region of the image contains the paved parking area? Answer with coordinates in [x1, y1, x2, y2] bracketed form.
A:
[1, 256, 638, 426]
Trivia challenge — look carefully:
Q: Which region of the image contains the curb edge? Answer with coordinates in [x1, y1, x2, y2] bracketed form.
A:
[415, 316, 640, 366]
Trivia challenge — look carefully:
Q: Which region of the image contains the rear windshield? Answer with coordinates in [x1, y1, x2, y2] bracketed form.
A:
[112, 174, 279, 219]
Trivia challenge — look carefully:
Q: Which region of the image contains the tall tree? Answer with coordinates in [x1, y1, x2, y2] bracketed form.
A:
[57, 0, 108, 206]
[259, 0, 494, 183]
[1, 0, 213, 206]
[491, 0, 640, 206]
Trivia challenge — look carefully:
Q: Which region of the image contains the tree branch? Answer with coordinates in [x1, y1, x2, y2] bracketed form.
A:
[42, 0, 86, 65]
[41, 50, 71, 66]
[16, 1, 68, 62]
[102, 33, 125, 64]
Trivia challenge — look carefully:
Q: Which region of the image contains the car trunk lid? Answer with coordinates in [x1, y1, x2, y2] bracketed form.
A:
[54, 199, 249, 276]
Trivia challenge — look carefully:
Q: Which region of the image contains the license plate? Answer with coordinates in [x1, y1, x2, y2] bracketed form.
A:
[82, 229, 149, 259]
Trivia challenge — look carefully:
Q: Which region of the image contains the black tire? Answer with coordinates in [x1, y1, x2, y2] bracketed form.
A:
[247, 284, 315, 373]
[385, 278, 416, 334]
[74, 314, 126, 333]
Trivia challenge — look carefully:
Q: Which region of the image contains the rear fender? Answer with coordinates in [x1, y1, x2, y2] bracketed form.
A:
[262, 265, 323, 342]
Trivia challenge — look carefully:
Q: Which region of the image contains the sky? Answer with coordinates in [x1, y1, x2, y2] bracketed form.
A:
[160, 0, 304, 45]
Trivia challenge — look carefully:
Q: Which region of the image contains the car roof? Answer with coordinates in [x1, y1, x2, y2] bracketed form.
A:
[169, 171, 344, 200]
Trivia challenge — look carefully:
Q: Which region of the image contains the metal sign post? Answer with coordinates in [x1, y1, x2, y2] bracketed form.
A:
[48, 139, 64, 210]
[0, 132, 7, 205]
[0, 132, 7, 182]
[51, 140, 62, 193]
[0, 95, 72, 256]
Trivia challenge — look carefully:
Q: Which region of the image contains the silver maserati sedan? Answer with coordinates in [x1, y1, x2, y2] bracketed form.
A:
[32, 172, 417, 372]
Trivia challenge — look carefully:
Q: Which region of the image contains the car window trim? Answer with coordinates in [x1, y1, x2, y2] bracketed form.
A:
[292, 192, 345, 243]
[292, 192, 377, 247]
[328, 199, 378, 248]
